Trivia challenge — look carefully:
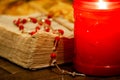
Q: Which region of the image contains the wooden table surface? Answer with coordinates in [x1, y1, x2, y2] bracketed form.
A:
[0, 57, 120, 80]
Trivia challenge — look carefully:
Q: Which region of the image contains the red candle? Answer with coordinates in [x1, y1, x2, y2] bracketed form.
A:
[74, 0, 120, 76]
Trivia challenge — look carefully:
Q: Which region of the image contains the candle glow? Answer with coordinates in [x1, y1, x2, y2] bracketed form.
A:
[96, 0, 108, 9]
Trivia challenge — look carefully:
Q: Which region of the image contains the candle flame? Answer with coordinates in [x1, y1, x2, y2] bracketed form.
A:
[97, 0, 108, 9]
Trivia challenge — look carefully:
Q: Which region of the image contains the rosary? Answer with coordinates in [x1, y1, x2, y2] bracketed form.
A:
[13, 14, 85, 77]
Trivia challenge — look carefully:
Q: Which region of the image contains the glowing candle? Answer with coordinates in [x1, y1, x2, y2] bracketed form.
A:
[74, 0, 120, 76]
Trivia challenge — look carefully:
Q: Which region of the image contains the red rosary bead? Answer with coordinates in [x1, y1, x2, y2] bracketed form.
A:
[29, 31, 36, 35]
[19, 25, 24, 30]
[50, 53, 57, 59]
[30, 17, 37, 23]
[58, 29, 64, 35]
[45, 28, 50, 32]
[55, 36, 60, 41]
[45, 19, 51, 26]
[35, 26, 40, 32]
[21, 19, 27, 24]
[15, 18, 21, 26]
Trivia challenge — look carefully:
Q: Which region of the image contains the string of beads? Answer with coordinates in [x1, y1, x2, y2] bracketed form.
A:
[13, 15, 85, 77]
[13, 15, 64, 67]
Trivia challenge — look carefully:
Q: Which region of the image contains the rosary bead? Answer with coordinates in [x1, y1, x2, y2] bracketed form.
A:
[55, 36, 60, 41]
[45, 28, 50, 32]
[19, 25, 24, 30]
[29, 31, 36, 35]
[30, 17, 37, 23]
[58, 29, 64, 35]
[21, 19, 27, 24]
[35, 26, 40, 32]
[45, 19, 51, 26]
[50, 53, 57, 59]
